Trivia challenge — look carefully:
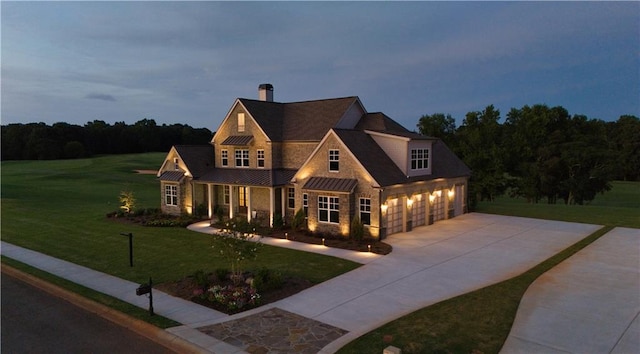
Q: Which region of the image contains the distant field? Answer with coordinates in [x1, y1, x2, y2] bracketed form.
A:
[1, 153, 359, 285]
[476, 181, 640, 228]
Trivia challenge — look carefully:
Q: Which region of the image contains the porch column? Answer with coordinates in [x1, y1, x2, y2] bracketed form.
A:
[247, 187, 252, 223]
[207, 184, 213, 218]
[229, 185, 234, 219]
[269, 187, 275, 227]
[444, 190, 450, 219]
[281, 188, 286, 222]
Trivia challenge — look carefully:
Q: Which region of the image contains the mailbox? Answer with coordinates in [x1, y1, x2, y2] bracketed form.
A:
[136, 283, 151, 296]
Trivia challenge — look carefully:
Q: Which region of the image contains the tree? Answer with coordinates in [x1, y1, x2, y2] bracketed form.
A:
[417, 113, 456, 145]
[213, 225, 262, 284]
[456, 105, 507, 202]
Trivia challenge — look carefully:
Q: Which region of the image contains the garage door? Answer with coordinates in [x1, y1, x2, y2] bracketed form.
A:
[432, 191, 445, 222]
[386, 198, 403, 235]
[412, 194, 426, 227]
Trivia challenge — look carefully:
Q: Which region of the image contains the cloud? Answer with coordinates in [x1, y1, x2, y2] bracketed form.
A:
[85, 93, 116, 102]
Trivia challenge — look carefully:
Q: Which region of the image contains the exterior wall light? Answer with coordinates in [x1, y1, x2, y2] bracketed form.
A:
[407, 198, 414, 208]
[448, 188, 455, 201]
[435, 190, 442, 198]
[429, 194, 436, 204]
[381, 203, 388, 214]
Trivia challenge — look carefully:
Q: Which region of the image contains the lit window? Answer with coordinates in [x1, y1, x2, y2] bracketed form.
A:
[288, 187, 295, 209]
[238, 113, 245, 132]
[329, 149, 339, 172]
[410, 148, 429, 170]
[165, 185, 178, 206]
[235, 149, 249, 167]
[359, 198, 371, 225]
[221, 150, 228, 167]
[257, 149, 265, 168]
[223, 185, 230, 205]
[318, 196, 339, 223]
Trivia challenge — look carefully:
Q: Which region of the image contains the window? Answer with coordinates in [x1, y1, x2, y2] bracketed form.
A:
[329, 149, 339, 172]
[223, 185, 230, 205]
[221, 150, 228, 167]
[288, 188, 295, 209]
[237, 113, 245, 132]
[318, 196, 339, 223]
[173, 158, 179, 170]
[257, 149, 265, 168]
[303, 193, 308, 216]
[165, 185, 178, 206]
[359, 198, 371, 225]
[410, 148, 429, 170]
[235, 149, 249, 167]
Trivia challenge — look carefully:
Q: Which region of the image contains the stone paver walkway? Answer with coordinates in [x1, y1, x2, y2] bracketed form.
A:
[199, 308, 347, 354]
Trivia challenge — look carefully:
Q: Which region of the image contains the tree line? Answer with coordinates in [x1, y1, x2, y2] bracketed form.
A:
[1, 119, 213, 160]
[417, 105, 639, 206]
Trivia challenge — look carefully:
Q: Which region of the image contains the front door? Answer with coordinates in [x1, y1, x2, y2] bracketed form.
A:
[238, 187, 248, 214]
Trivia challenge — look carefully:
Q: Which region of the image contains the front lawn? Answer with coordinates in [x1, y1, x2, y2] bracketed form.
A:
[1, 154, 359, 287]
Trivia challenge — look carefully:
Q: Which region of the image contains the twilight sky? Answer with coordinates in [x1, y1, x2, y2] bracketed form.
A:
[2, 1, 638, 131]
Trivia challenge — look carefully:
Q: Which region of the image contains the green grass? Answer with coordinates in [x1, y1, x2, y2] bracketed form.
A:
[475, 181, 640, 228]
[2, 256, 180, 329]
[1, 154, 359, 289]
[339, 181, 638, 354]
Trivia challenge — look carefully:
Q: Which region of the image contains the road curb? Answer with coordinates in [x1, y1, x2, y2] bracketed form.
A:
[1, 265, 209, 354]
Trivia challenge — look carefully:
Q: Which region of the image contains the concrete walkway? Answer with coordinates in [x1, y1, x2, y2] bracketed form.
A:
[501, 227, 640, 354]
[1, 213, 620, 353]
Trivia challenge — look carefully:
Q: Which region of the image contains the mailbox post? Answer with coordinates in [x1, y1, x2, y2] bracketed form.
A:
[135, 277, 154, 316]
[120, 232, 133, 267]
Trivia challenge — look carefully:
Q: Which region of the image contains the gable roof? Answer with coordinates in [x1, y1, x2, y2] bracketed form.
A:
[237, 96, 360, 142]
[356, 112, 431, 140]
[173, 145, 215, 178]
[332, 129, 470, 187]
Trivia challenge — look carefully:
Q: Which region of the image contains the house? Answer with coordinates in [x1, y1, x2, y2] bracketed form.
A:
[158, 84, 470, 239]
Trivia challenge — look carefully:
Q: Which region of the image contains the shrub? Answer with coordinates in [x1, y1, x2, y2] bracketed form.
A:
[193, 269, 210, 289]
[273, 213, 284, 229]
[119, 190, 136, 213]
[252, 267, 283, 292]
[207, 284, 260, 311]
[350, 214, 364, 242]
[291, 208, 306, 230]
[215, 268, 229, 281]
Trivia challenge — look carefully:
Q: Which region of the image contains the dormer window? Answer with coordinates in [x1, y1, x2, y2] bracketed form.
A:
[237, 113, 245, 132]
[410, 148, 429, 170]
[329, 149, 339, 172]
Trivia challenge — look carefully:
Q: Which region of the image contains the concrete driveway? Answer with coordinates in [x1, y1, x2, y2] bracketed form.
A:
[501, 227, 640, 354]
[194, 213, 601, 353]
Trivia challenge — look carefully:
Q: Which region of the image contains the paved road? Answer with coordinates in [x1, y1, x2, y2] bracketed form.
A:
[1, 272, 174, 354]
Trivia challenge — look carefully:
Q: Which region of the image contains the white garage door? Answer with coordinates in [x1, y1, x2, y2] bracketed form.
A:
[386, 198, 403, 235]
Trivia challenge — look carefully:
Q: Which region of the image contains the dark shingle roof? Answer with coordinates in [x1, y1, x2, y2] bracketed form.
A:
[355, 112, 431, 140]
[159, 170, 185, 182]
[198, 168, 297, 187]
[221, 136, 254, 145]
[333, 129, 470, 187]
[302, 177, 358, 193]
[238, 97, 359, 142]
[174, 145, 214, 178]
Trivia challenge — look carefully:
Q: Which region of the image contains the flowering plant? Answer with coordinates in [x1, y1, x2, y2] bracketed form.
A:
[207, 284, 261, 310]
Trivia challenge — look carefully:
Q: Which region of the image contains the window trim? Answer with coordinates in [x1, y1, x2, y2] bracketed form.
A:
[221, 149, 228, 167]
[318, 195, 339, 224]
[302, 193, 308, 217]
[287, 187, 295, 209]
[235, 149, 250, 168]
[257, 149, 265, 168]
[329, 149, 339, 172]
[410, 148, 430, 170]
[165, 184, 178, 206]
[359, 197, 371, 226]
[223, 185, 230, 205]
[237, 113, 245, 132]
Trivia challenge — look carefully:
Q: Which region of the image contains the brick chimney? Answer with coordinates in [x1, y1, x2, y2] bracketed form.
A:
[258, 83, 273, 102]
